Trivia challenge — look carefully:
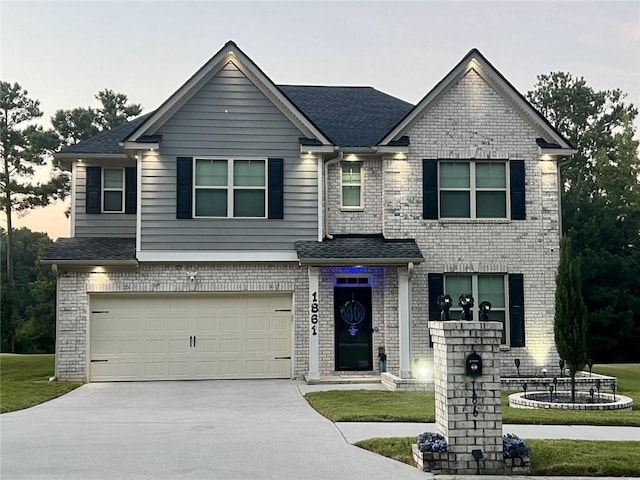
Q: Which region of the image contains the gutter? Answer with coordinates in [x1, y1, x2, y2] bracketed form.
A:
[40, 259, 139, 267]
[298, 257, 424, 266]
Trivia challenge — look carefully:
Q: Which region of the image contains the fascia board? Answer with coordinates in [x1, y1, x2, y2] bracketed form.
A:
[379, 52, 573, 150]
[297, 257, 424, 266]
[40, 259, 139, 266]
[136, 250, 299, 262]
[299, 145, 336, 153]
[121, 141, 160, 151]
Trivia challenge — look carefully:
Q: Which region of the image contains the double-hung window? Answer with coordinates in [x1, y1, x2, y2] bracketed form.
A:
[439, 161, 507, 218]
[444, 274, 508, 344]
[102, 168, 125, 213]
[194, 159, 266, 218]
[341, 162, 362, 208]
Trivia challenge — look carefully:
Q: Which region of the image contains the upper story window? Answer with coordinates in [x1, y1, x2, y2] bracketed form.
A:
[341, 162, 362, 208]
[194, 158, 266, 218]
[439, 161, 506, 218]
[85, 166, 136, 215]
[102, 168, 125, 213]
[422, 159, 525, 221]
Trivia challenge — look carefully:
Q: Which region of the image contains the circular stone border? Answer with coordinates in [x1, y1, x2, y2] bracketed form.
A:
[509, 391, 633, 411]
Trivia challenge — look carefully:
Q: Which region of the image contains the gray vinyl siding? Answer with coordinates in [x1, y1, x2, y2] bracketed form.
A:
[74, 161, 136, 238]
[140, 61, 318, 251]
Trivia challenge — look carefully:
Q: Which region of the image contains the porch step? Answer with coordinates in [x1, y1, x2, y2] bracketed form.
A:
[304, 373, 382, 385]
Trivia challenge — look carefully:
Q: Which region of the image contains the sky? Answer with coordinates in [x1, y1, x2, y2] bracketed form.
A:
[2, 0, 639, 239]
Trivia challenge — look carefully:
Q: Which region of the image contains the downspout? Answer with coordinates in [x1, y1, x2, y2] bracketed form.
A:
[324, 152, 343, 240]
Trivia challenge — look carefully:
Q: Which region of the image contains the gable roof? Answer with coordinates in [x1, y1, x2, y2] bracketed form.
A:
[278, 85, 413, 147]
[378, 48, 574, 149]
[124, 41, 332, 146]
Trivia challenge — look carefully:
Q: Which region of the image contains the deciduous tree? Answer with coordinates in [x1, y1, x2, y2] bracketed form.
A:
[528, 72, 640, 362]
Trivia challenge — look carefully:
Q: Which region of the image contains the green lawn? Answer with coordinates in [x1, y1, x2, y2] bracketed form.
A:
[355, 437, 640, 476]
[305, 364, 639, 425]
[0, 354, 82, 413]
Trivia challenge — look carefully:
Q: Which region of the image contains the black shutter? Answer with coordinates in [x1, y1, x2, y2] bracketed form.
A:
[268, 158, 284, 219]
[176, 157, 193, 219]
[510, 160, 526, 220]
[86, 166, 101, 214]
[428, 273, 444, 321]
[509, 273, 525, 347]
[125, 167, 137, 214]
[423, 159, 438, 219]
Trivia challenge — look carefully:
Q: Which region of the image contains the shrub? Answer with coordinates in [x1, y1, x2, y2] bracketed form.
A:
[417, 432, 448, 452]
[503, 433, 530, 458]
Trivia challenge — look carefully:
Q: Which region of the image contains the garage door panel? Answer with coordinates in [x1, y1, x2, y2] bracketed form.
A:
[90, 294, 291, 381]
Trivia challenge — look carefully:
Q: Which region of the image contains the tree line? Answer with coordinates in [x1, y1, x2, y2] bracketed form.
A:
[1, 74, 639, 361]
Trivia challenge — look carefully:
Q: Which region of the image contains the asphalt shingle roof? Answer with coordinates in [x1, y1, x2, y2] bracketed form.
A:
[42, 237, 136, 263]
[58, 113, 154, 155]
[296, 235, 424, 265]
[57, 85, 414, 155]
[278, 85, 413, 147]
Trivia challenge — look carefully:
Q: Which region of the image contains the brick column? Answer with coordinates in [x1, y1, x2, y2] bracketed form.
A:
[428, 321, 504, 474]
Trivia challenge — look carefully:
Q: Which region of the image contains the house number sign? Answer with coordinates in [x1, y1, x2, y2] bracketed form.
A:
[310, 291, 319, 336]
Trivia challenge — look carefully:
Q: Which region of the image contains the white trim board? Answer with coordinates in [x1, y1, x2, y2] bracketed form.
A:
[136, 250, 299, 262]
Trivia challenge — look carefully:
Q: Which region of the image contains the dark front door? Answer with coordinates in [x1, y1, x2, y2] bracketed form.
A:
[334, 286, 372, 371]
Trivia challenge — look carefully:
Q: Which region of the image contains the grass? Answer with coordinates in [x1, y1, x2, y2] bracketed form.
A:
[0, 354, 82, 413]
[304, 364, 640, 425]
[355, 437, 640, 476]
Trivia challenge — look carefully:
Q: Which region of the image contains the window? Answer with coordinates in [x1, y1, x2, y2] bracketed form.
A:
[341, 162, 362, 208]
[102, 168, 124, 213]
[439, 161, 506, 218]
[194, 159, 266, 218]
[444, 274, 508, 343]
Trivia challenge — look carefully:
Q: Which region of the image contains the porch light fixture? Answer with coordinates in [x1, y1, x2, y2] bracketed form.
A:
[437, 294, 452, 320]
[479, 301, 491, 321]
[459, 293, 474, 320]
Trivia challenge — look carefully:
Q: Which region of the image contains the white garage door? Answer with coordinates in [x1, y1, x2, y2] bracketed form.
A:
[90, 294, 292, 381]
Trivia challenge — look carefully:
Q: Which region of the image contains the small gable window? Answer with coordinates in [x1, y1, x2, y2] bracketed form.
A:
[194, 158, 266, 218]
[341, 162, 362, 208]
[102, 168, 125, 213]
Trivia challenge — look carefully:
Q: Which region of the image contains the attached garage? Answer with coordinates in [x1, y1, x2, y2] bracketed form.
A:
[89, 293, 292, 381]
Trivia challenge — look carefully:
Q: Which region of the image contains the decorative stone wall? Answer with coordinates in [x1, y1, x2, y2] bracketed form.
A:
[430, 320, 505, 475]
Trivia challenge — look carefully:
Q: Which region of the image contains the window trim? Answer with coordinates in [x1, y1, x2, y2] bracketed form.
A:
[192, 157, 268, 219]
[438, 160, 509, 219]
[443, 273, 509, 344]
[340, 161, 364, 210]
[102, 167, 125, 213]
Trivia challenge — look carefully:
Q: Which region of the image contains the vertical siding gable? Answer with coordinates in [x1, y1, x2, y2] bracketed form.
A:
[141, 62, 317, 251]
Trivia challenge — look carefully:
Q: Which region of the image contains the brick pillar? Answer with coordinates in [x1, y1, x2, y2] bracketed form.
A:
[429, 321, 504, 474]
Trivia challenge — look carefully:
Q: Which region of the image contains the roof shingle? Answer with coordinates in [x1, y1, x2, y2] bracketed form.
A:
[43, 237, 136, 263]
[296, 235, 424, 265]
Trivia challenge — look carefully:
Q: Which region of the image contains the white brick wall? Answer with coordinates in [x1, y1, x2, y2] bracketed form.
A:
[383, 70, 561, 376]
[56, 263, 308, 381]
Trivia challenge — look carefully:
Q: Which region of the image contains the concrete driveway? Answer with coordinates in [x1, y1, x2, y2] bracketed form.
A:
[0, 380, 426, 480]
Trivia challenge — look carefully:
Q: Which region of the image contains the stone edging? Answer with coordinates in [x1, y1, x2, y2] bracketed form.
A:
[508, 391, 633, 411]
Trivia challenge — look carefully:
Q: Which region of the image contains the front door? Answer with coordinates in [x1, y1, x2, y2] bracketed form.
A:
[334, 286, 373, 371]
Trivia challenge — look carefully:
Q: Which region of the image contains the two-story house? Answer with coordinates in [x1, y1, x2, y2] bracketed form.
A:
[44, 41, 574, 385]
